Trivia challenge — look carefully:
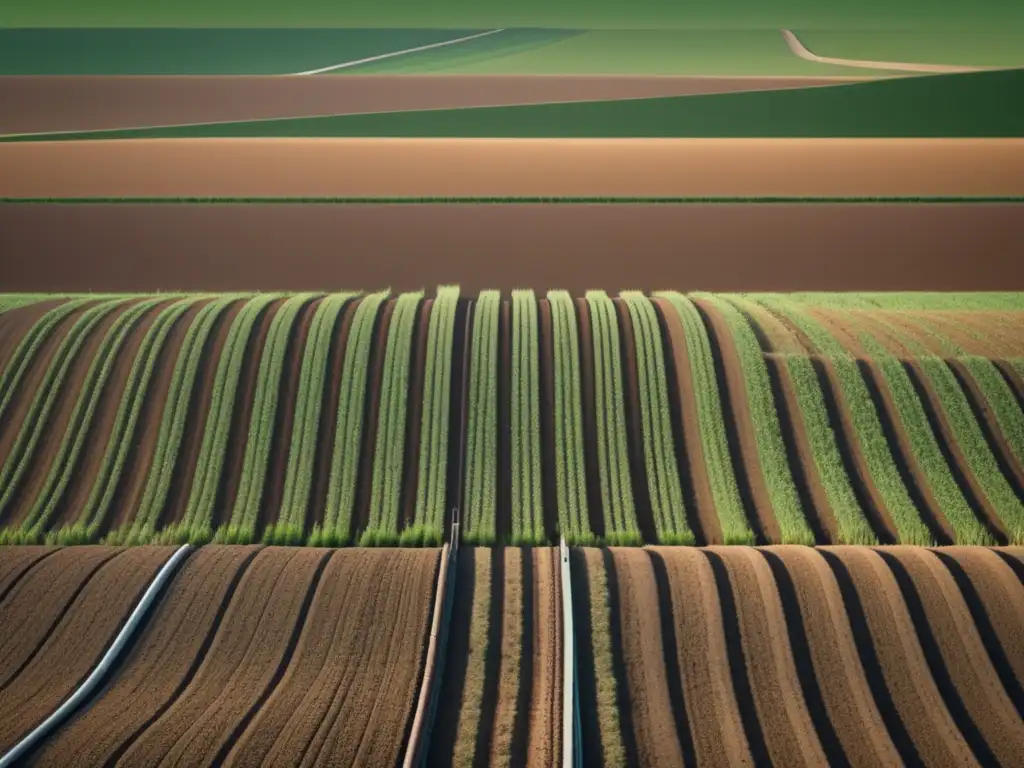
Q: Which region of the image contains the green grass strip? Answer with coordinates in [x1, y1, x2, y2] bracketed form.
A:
[170, 292, 283, 544]
[621, 291, 693, 545]
[274, 292, 358, 541]
[653, 292, 752, 545]
[510, 289, 546, 545]
[5, 197, 1022, 204]
[361, 291, 423, 546]
[691, 292, 814, 545]
[548, 290, 593, 545]
[586, 291, 641, 545]
[775, 291, 1024, 312]
[723, 295, 876, 545]
[407, 285, 460, 546]
[214, 292, 320, 544]
[314, 290, 389, 546]
[749, 295, 934, 545]
[60, 296, 200, 542]
[0, 297, 128, 523]
[462, 290, 500, 545]
[20, 297, 165, 539]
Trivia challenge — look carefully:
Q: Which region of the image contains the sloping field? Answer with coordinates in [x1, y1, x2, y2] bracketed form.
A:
[572, 544, 1024, 765]
[0, 290, 1021, 547]
[2, 545, 439, 766]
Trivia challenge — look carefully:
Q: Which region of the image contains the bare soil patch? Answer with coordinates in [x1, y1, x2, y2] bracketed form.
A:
[4, 138, 1024, 197]
[5, 204, 1021, 295]
[0, 545, 58, 602]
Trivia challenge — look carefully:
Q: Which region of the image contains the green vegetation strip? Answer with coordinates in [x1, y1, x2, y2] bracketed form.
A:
[723, 295, 876, 545]
[407, 285, 460, 546]
[3, 197, 1023, 204]
[462, 290, 499, 545]
[362, 290, 424, 546]
[549, 290, 592, 545]
[511, 289, 545, 545]
[653, 292, 752, 544]
[274, 292, 358, 541]
[586, 291, 641, 545]
[621, 292, 693, 545]
[692, 292, 814, 545]
[313, 290, 389, 547]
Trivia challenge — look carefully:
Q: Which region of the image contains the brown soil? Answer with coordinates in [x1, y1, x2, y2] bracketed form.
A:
[0, 300, 66, 378]
[575, 298, 604, 538]
[0, 76, 867, 135]
[4, 204, 1024, 294]
[0, 545, 119, 689]
[103, 298, 209, 533]
[0, 546, 174, 753]
[690, 297, 780, 543]
[224, 548, 438, 766]
[878, 547, 1024, 764]
[526, 547, 562, 766]
[536, 298, 558, 541]
[5, 138, 1024, 197]
[0, 545, 59, 602]
[953, 314, 1024, 358]
[764, 356, 842, 543]
[762, 546, 902, 765]
[400, 298, 433, 530]
[820, 546, 978, 765]
[116, 547, 328, 765]
[706, 546, 827, 766]
[158, 298, 244, 527]
[30, 545, 261, 766]
[258, 296, 322, 535]
[650, 298, 721, 544]
[496, 300, 512, 541]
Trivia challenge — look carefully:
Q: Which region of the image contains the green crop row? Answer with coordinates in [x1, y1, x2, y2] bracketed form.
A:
[361, 291, 424, 546]
[462, 291, 500, 545]
[510, 289, 546, 545]
[621, 292, 693, 545]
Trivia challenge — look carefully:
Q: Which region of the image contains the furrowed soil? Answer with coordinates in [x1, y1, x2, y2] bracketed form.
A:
[0, 546, 174, 753]
[4, 139, 1024, 197]
[0, 76, 862, 135]
[400, 299, 432, 531]
[430, 546, 561, 766]
[4, 204, 1024, 294]
[0, 545, 58, 601]
[0, 300, 66, 378]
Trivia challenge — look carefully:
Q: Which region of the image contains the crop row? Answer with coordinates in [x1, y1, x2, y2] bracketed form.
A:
[0, 290, 1021, 546]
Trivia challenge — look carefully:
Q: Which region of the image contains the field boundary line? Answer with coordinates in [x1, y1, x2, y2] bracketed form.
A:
[291, 29, 506, 76]
[3, 196, 1023, 205]
[0, 543, 192, 768]
[560, 537, 581, 767]
[781, 29, 996, 74]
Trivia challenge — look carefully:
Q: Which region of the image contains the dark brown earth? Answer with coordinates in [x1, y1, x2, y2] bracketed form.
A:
[4, 204, 1023, 294]
[0, 75, 873, 135]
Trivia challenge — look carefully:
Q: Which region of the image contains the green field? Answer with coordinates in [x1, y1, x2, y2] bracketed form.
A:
[796, 30, 1024, 68]
[12, 67, 1019, 139]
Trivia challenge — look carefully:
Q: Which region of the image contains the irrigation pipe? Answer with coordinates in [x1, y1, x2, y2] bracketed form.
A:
[0, 543, 192, 768]
[560, 537, 581, 768]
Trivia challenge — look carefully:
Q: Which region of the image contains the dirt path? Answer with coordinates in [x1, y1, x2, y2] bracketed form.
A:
[0, 75, 874, 135]
[5, 204, 1024, 294]
[0, 546, 174, 753]
[781, 29, 992, 74]
[116, 547, 327, 765]
[650, 298, 721, 544]
[30, 545, 260, 766]
[224, 548, 438, 766]
[6, 138, 1024, 197]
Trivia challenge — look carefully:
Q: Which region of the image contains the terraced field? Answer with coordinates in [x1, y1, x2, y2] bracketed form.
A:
[0, 290, 1021, 547]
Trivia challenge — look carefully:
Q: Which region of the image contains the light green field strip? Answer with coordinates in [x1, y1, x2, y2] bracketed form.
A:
[723, 295, 876, 545]
[109, 295, 243, 545]
[314, 290, 389, 546]
[549, 290, 591, 544]
[271, 292, 359, 542]
[59, 296, 202, 543]
[17, 297, 166, 540]
[0, 298, 92, 426]
[780, 292, 1024, 312]
[854, 311, 1024, 543]
[692, 292, 814, 545]
[653, 292, 752, 544]
[621, 292, 692, 545]
[207, 292, 319, 545]
[166, 293, 283, 544]
[749, 295, 933, 545]
[795, 31, 1024, 70]
[362, 291, 423, 546]
[511, 289, 545, 545]
[407, 285, 460, 546]
[586, 291, 641, 545]
[462, 291, 500, 545]
[0, 297, 128, 531]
